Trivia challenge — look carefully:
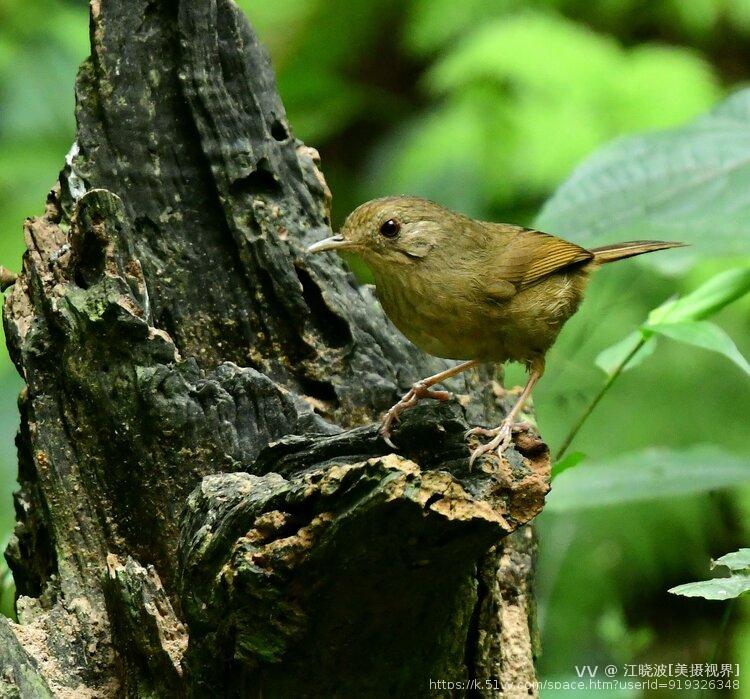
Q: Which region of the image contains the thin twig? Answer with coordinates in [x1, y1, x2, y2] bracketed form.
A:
[698, 598, 735, 699]
[554, 338, 646, 462]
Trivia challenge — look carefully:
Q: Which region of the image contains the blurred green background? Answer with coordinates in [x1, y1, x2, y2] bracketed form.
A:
[1, 0, 749, 696]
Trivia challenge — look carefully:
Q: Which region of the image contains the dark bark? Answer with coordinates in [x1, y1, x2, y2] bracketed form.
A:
[1, 1, 550, 696]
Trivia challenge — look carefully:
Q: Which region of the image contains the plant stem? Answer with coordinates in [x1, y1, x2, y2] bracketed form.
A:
[698, 598, 734, 699]
[554, 338, 646, 462]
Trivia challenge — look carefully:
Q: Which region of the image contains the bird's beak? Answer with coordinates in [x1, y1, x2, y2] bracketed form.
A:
[307, 234, 351, 254]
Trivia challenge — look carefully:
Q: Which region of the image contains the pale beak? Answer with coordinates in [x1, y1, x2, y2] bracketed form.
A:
[307, 234, 351, 254]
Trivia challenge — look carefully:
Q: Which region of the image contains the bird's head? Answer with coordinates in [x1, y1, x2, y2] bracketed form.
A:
[307, 196, 459, 271]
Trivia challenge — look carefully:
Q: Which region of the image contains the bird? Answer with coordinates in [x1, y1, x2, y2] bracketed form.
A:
[307, 196, 683, 465]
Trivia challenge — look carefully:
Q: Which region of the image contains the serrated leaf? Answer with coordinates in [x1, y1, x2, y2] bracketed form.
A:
[594, 331, 657, 376]
[536, 89, 750, 267]
[669, 574, 750, 600]
[648, 320, 750, 375]
[545, 446, 750, 513]
[713, 548, 750, 571]
[647, 267, 750, 325]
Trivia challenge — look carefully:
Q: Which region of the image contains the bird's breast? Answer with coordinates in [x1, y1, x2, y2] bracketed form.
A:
[373, 267, 588, 363]
[373, 269, 510, 361]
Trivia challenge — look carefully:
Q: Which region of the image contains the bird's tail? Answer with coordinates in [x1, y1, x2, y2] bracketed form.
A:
[590, 240, 686, 264]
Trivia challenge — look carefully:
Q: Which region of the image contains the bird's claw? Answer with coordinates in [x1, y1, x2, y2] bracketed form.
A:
[380, 391, 418, 442]
[380, 428, 398, 450]
[379, 383, 454, 448]
[466, 420, 530, 468]
[379, 402, 410, 448]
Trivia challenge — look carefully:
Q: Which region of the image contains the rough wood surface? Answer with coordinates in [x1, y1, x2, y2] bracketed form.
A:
[1, 0, 550, 696]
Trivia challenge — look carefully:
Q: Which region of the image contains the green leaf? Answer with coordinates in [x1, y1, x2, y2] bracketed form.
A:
[551, 451, 586, 479]
[647, 267, 750, 324]
[536, 89, 750, 268]
[594, 331, 657, 376]
[668, 575, 750, 600]
[545, 446, 750, 513]
[669, 548, 750, 600]
[714, 548, 750, 571]
[593, 268, 750, 377]
[648, 320, 750, 375]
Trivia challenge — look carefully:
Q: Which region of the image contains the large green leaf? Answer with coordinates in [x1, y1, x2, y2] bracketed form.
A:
[545, 446, 750, 512]
[649, 320, 750, 375]
[536, 89, 750, 268]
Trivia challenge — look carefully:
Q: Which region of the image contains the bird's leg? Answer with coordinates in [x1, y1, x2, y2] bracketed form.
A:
[468, 359, 544, 467]
[380, 360, 479, 448]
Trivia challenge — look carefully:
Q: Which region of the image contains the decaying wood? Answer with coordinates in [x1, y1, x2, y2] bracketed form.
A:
[1, 0, 550, 696]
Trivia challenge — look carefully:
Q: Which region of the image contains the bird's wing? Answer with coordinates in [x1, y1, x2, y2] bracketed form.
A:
[486, 224, 594, 292]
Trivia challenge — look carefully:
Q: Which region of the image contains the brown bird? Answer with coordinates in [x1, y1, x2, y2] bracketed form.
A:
[308, 196, 683, 465]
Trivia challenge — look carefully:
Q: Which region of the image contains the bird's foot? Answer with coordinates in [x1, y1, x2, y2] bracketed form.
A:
[468, 422, 512, 468]
[380, 381, 452, 448]
[467, 420, 531, 468]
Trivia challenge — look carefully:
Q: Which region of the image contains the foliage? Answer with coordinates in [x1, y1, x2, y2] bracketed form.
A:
[669, 549, 750, 600]
[538, 89, 750, 271]
[370, 11, 719, 219]
[597, 268, 750, 375]
[550, 450, 585, 478]
[406, 0, 750, 49]
[554, 265, 750, 459]
[538, 89, 750, 466]
[529, 69, 750, 681]
[550, 264, 750, 460]
[547, 446, 750, 512]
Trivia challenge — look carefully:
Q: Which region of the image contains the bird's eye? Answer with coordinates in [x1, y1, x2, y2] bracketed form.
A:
[379, 219, 400, 238]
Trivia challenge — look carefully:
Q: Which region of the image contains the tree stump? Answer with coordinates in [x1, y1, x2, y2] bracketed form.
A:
[0, 1, 550, 696]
